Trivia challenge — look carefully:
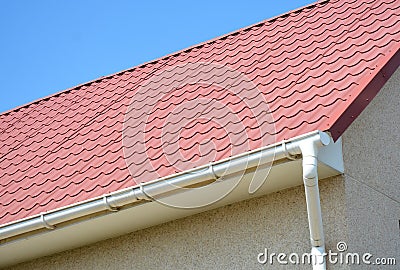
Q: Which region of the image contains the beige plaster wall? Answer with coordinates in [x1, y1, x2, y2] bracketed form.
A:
[341, 67, 400, 269]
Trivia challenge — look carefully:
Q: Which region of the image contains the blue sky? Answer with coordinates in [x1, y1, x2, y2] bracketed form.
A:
[0, 0, 315, 114]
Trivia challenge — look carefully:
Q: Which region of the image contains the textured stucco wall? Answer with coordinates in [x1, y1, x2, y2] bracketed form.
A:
[6, 177, 348, 270]
[341, 67, 400, 269]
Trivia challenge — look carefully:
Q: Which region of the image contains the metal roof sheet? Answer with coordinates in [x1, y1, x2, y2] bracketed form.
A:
[1, 0, 399, 225]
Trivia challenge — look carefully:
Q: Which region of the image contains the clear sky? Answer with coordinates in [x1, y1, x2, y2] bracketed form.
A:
[0, 0, 315, 114]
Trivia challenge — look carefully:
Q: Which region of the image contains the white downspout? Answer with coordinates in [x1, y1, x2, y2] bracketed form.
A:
[299, 134, 330, 270]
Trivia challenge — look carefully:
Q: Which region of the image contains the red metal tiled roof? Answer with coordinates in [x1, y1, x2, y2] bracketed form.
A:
[1, 0, 399, 225]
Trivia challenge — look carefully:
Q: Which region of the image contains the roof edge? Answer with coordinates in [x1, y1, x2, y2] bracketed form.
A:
[0, 0, 325, 117]
[0, 130, 328, 241]
[328, 45, 400, 141]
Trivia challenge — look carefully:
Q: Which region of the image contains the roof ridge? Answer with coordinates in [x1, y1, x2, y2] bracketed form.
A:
[0, 0, 329, 117]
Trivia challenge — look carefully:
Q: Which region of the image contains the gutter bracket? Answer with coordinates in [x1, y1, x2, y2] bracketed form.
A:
[207, 164, 220, 181]
[135, 183, 155, 201]
[40, 213, 55, 230]
[282, 139, 298, 160]
[103, 196, 119, 212]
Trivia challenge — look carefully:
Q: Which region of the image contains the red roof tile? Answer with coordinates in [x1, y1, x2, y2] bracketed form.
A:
[1, 0, 400, 225]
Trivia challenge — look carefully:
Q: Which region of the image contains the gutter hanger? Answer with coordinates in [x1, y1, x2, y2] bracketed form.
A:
[0, 130, 331, 270]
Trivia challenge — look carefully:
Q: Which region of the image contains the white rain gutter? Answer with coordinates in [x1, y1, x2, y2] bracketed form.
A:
[0, 130, 330, 270]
